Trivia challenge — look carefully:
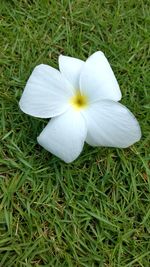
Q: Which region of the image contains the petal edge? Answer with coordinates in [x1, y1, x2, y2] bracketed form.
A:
[19, 64, 74, 118]
[37, 109, 87, 163]
[82, 100, 141, 148]
[59, 55, 84, 90]
[80, 51, 122, 102]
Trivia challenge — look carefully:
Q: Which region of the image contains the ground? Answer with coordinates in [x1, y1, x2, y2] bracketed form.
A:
[0, 0, 150, 266]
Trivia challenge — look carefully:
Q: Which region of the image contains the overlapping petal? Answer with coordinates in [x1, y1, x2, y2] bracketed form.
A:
[59, 55, 84, 89]
[37, 108, 87, 163]
[80, 51, 121, 102]
[19, 64, 74, 118]
[82, 100, 141, 148]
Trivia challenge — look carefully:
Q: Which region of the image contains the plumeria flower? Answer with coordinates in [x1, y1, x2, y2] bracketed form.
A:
[19, 51, 141, 163]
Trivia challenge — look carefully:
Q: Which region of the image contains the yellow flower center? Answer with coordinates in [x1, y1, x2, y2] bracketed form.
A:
[70, 92, 88, 110]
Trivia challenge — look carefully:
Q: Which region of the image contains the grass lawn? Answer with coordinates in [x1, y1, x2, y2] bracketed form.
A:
[0, 0, 150, 266]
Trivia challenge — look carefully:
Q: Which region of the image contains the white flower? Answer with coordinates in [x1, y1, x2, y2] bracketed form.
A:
[19, 51, 141, 163]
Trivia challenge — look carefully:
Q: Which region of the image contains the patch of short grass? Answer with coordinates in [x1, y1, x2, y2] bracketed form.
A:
[0, 0, 150, 266]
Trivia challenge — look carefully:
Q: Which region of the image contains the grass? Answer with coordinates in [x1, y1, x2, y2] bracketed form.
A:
[0, 0, 150, 266]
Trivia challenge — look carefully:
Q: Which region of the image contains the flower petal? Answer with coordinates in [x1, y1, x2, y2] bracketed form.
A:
[37, 109, 87, 163]
[19, 64, 74, 118]
[82, 100, 141, 148]
[80, 51, 121, 102]
[59, 55, 84, 89]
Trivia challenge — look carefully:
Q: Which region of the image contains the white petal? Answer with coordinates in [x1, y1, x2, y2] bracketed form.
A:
[37, 109, 87, 163]
[80, 51, 121, 102]
[19, 64, 74, 118]
[82, 100, 141, 148]
[59, 55, 84, 89]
